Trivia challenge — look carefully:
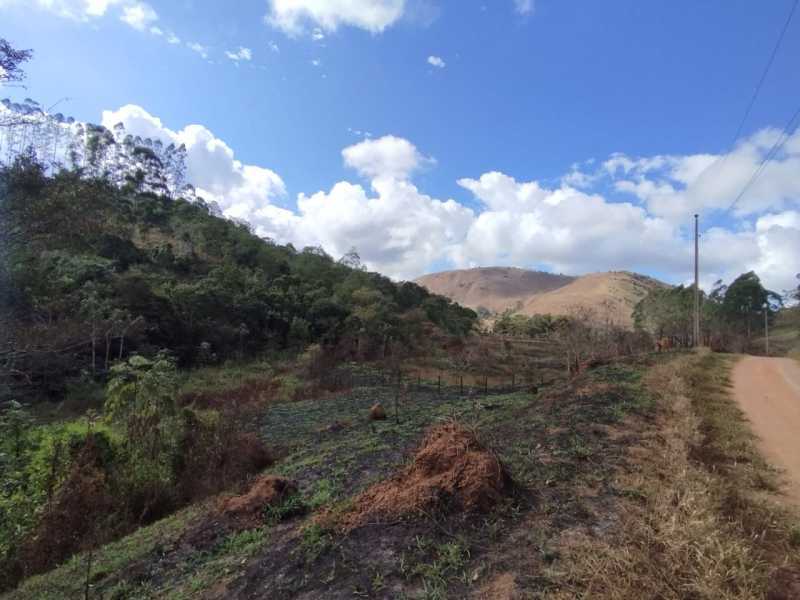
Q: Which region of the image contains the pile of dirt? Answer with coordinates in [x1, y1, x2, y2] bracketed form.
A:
[336, 421, 512, 531]
[369, 403, 387, 420]
[219, 475, 298, 528]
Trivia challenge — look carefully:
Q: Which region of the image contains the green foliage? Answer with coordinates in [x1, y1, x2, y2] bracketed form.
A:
[634, 271, 782, 350]
[492, 312, 566, 337]
[1, 157, 476, 402]
[105, 353, 179, 424]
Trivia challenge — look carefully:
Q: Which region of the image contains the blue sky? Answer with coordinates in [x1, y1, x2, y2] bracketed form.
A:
[2, 0, 799, 292]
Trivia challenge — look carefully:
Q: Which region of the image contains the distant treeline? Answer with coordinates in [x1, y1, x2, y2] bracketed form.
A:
[633, 272, 787, 351]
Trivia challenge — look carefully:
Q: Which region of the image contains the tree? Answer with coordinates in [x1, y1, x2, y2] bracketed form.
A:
[0, 39, 32, 85]
[1, 40, 34, 131]
[721, 271, 782, 339]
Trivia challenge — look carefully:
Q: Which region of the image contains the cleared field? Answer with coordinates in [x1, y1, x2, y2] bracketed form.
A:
[7, 353, 661, 599]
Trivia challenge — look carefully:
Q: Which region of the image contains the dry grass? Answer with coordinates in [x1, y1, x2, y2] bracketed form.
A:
[549, 350, 800, 599]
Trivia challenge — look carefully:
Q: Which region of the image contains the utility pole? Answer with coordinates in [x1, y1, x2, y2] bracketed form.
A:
[694, 214, 700, 347]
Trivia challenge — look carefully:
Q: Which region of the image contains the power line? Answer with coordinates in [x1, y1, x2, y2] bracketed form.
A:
[727, 103, 800, 212]
[728, 0, 799, 150]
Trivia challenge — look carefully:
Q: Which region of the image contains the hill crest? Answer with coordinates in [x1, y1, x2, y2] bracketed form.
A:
[414, 267, 667, 327]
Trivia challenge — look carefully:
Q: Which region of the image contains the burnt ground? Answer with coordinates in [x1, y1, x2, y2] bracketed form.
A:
[7, 354, 676, 600]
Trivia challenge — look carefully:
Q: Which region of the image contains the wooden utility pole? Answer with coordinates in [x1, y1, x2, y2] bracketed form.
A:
[694, 214, 700, 347]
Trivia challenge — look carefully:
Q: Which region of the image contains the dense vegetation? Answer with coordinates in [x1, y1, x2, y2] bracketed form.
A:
[633, 271, 786, 351]
[0, 39, 479, 588]
[0, 153, 475, 403]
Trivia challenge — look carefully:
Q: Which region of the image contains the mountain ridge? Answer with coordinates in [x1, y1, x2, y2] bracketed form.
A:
[414, 267, 668, 327]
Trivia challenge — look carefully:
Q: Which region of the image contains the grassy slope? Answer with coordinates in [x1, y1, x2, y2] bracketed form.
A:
[766, 307, 800, 360]
[553, 351, 800, 598]
[7, 349, 799, 599]
[6, 350, 660, 599]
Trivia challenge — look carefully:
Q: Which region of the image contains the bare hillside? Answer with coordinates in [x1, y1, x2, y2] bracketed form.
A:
[521, 271, 665, 327]
[415, 268, 666, 327]
[414, 267, 575, 314]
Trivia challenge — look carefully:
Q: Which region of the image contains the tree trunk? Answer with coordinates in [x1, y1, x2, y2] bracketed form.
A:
[104, 330, 112, 371]
[90, 327, 96, 376]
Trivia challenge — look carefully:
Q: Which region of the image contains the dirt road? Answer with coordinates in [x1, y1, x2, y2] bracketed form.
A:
[732, 356, 800, 504]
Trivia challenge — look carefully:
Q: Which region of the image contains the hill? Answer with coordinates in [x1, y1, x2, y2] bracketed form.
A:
[414, 267, 575, 315]
[415, 267, 667, 327]
[521, 271, 667, 327]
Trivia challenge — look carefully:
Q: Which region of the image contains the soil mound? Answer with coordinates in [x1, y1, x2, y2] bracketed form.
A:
[221, 475, 297, 526]
[338, 421, 511, 530]
[369, 403, 387, 420]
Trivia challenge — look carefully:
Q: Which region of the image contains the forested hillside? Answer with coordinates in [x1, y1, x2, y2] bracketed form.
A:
[0, 152, 475, 404]
[0, 46, 475, 587]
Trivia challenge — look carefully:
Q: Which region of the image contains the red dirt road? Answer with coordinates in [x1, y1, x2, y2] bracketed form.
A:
[732, 356, 800, 504]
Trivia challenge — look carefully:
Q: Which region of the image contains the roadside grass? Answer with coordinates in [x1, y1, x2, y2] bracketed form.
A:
[550, 350, 800, 599]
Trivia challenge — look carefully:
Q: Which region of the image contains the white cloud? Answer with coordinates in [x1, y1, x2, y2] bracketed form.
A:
[266, 0, 406, 36]
[119, 1, 157, 30]
[342, 135, 434, 181]
[602, 128, 800, 223]
[10, 0, 162, 31]
[187, 42, 209, 59]
[267, 178, 474, 279]
[93, 105, 799, 290]
[225, 46, 253, 62]
[456, 172, 681, 275]
[1, 0, 120, 20]
[310, 58, 321, 67]
[311, 27, 325, 41]
[101, 104, 286, 221]
[166, 31, 181, 44]
[513, 0, 534, 15]
[427, 55, 445, 69]
[268, 40, 280, 52]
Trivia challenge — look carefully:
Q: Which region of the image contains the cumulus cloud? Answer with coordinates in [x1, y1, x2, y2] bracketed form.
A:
[456, 172, 682, 275]
[455, 171, 799, 293]
[9, 0, 162, 31]
[599, 128, 800, 222]
[93, 105, 798, 289]
[101, 105, 286, 219]
[187, 42, 209, 59]
[513, 0, 534, 15]
[119, 1, 157, 30]
[427, 55, 445, 68]
[342, 135, 434, 181]
[225, 46, 253, 62]
[265, 0, 406, 36]
[269, 178, 474, 279]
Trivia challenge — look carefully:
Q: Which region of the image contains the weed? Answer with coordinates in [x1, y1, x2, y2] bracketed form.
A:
[412, 540, 470, 599]
[298, 523, 333, 562]
[213, 528, 268, 557]
[263, 492, 306, 525]
[307, 478, 341, 510]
